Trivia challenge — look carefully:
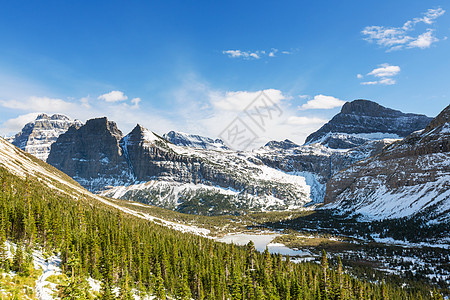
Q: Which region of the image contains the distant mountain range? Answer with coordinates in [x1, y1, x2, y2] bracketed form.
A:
[5, 99, 447, 221]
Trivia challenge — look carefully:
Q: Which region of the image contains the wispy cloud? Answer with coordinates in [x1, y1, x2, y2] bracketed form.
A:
[367, 64, 400, 77]
[222, 48, 291, 60]
[211, 89, 285, 111]
[362, 7, 445, 51]
[359, 63, 400, 85]
[299, 95, 346, 110]
[0, 96, 76, 112]
[0, 91, 165, 136]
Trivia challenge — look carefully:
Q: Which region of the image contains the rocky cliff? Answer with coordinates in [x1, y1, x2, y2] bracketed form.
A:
[14, 100, 435, 215]
[324, 105, 450, 223]
[9, 114, 82, 161]
[47, 120, 314, 213]
[47, 117, 133, 190]
[305, 100, 432, 149]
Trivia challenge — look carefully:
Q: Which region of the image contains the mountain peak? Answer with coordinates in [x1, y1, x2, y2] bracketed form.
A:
[305, 99, 432, 148]
[8, 113, 83, 161]
[423, 104, 450, 133]
[264, 139, 299, 150]
[340, 99, 401, 117]
[84, 117, 123, 141]
[130, 124, 146, 134]
[36, 113, 72, 121]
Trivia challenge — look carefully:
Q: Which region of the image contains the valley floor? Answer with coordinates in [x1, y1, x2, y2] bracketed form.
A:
[108, 198, 450, 295]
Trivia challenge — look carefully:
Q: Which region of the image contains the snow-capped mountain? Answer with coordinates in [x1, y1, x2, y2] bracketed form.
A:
[163, 130, 229, 150]
[305, 100, 432, 149]
[47, 119, 315, 213]
[324, 105, 450, 223]
[10, 99, 435, 215]
[7, 113, 82, 161]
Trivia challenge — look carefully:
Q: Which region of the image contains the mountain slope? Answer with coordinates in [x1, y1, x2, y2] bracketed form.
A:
[0, 136, 440, 299]
[10, 100, 433, 215]
[47, 120, 315, 213]
[163, 130, 229, 150]
[7, 113, 82, 161]
[305, 100, 432, 149]
[324, 105, 450, 223]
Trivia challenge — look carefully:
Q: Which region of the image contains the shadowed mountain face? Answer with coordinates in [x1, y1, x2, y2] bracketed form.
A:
[324, 105, 450, 223]
[305, 99, 432, 149]
[46, 117, 133, 190]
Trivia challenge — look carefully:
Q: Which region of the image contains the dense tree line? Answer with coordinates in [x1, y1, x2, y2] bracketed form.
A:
[267, 210, 450, 244]
[0, 167, 443, 299]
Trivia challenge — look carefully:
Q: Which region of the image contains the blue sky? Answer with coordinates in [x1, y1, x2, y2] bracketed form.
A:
[0, 0, 449, 147]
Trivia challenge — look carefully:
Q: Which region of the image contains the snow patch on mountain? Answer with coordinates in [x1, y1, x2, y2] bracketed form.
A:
[163, 131, 229, 150]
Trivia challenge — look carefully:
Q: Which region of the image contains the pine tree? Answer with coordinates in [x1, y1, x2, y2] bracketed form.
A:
[230, 269, 242, 300]
[13, 243, 24, 273]
[0, 226, 7, 270]
[246, 241, 256, 271]
[336, 256, 344, 300]
[381, 282, 388, 300]
[155, 262, 166, 300]
[320, 250, 329, 300]
[119, 270, 134, 300]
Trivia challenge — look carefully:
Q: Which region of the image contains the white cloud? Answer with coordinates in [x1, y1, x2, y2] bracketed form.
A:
[378, 78, 396, 85]
[299, 95, 346, 110]
[408, 29, 439, 49]
[0, 73, 335, 149]
[356, 74, 363, 79]
[0, 96, 76, 112]
[359, 64, 400, 85]
[0, 113, 40, 136]
[361, 81, 379, 85]
[212, 89, 285, 112]
[362, 7, 445, 51]
[222, 48, 291, 59]
[80, 97, 90, 108]
[97, 90, 128, 102]
[131, 97, 141, 108]
[285, 116, 328, 126]
[367, 64, 400, 77]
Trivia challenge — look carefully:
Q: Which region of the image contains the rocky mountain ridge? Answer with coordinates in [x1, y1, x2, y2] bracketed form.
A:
[305, 100, 432, 149]
[7, 113, 82, 161]
[324, 105, 450, 223]
[6, 99, 436, 215]
[47, 118, 316, 214]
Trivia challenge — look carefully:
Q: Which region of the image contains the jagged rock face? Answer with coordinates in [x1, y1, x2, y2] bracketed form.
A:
[47, 117, 133, 190]
[162, 131, 229, 150]
[324, 105, 450, 223]
[9, 114, 82, 161]
[47, 121, 313, 212]
[258, 139, 391, 180]
[264, 139, 299, 150]
[305, 99, 432, 148]
[123, 125, 201, 182]
[123, 125, 304, 197]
